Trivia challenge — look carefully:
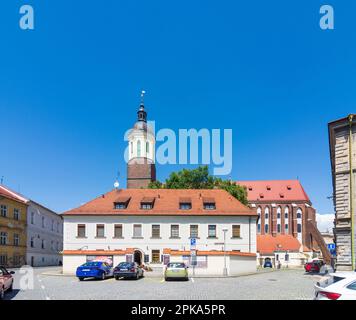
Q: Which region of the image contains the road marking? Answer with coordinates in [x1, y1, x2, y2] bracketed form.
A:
[191, 278, 194, 283]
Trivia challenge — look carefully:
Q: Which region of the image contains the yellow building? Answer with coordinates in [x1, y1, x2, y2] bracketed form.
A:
[0, 187, 28, 267]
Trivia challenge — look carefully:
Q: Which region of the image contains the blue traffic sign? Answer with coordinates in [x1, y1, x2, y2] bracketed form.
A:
[190, 238, 196, 246]
[327, 243, 336, 250]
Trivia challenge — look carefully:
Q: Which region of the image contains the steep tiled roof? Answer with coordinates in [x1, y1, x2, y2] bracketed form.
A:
[257, 234, 302, 254]
[0, 185, 28, 204]
[236, 180, 310, 202]
[62, 189, 256, 216]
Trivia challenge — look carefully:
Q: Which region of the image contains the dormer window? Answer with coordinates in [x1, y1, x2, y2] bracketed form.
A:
[180, 203, 192, 210]
[179, 197, 192, 210]
[114, 197, 131, 210]
[287, 185, 292, 190]
[248, 186, 252, 191]
[202, 197, 216, 210]
[259, 193, 264, 199]
[140, 197, 155, 210]
[266, 185, 271, 190]
[279, 193, 284, 198]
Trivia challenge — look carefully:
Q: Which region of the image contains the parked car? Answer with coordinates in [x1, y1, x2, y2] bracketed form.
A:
[314, 272, 356, 300]
[305, 260, 324, 273]
[263, 260, 273, 268]
[76, 261, 113, 281]
[114, 262, 144, 280]
[165, 262, 189, 281]
[0, 266, 15, 300]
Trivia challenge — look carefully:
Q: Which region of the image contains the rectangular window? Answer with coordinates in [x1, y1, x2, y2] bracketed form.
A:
[0, 205, 7, 217]
[30, 237, 34, 248]
[141, 203, 153, 210]
[208, 225, 217, 238]
[0, 255, 7, 266]
[277, 224, 281, 233]
[14, 234, 20, 246]
[232, 225, 241, 238]
[151, 225, 160, 238]
[114, 224, 123, 238]
[0, 232, 8, 245]
[31, 212, 35, 224]
[190, 225, 199, 238]
[42, 217, 45, 228]
[51, 220, 54, 231]
[96, 224, 105, 238]
[257, 224, 261, 233]
[179, 203, 192, 210]
[133, 224, 142, 238]
[203, 203, 216, 210]
[41, 239, 45, 249]
[170, 225, 179, 238]
[14, 208, 20, 220]
[114, 202, 127, 209]
[77, 224, 86, 238]
[285, 224, 289, 233]
[151, 250, 160, 263]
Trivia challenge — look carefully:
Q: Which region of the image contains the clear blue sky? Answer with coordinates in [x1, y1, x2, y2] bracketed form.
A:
[1, 1, 355, 214]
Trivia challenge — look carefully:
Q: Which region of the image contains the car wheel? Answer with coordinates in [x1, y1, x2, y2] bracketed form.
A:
[101, 272, 106, 280]
[79, 277, 84, 281]
[165, 277, 169, 281]
[115, 276, 119, 280]
[0, 287, 4, 300]
[8, 281, 13, 292]
[136, 272, 139, 280]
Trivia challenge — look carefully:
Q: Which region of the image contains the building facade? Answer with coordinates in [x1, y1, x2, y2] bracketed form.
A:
[127, 100, 156, 189]
[329, 114, 356, 271]
[237, 180, 330, 267]
[27, 201, 63, 267]
[0, 186, 28, 267]
[0, 185, 63, 267]
[62, 189, 258, 276]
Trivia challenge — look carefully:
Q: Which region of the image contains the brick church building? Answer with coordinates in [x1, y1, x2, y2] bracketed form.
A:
[238, 180, 331, 267]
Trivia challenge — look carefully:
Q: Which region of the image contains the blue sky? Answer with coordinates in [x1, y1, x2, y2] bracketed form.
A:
[0, 0, 355, 214]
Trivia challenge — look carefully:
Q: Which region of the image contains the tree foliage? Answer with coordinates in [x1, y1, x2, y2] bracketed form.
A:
[148, 165, 248, 205]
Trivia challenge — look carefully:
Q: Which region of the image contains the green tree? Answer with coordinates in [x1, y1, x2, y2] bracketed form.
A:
[148, 165, 248, 205]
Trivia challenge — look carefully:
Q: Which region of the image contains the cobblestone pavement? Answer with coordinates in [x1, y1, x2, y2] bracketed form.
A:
[4, 267, 322, 300]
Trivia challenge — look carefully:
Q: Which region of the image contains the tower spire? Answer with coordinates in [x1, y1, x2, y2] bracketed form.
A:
[137, 90, 147, 122]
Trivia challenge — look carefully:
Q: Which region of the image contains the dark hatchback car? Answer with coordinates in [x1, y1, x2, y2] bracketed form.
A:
[305, 260, 324, 273]
[114, 262, 144, 280]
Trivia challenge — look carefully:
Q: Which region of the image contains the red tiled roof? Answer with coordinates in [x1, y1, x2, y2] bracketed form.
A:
[0, 185, 28, 204]
[257, 234, 302, 254]
[62, 189, 256, 216]
[236, 180, 310, 202]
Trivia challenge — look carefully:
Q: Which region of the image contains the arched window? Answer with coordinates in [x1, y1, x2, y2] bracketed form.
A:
[297, 208, 302, 219]
[146, 141, 149, 154]
[257, 207, 261, 234]
[277, 224, 281, 233]
[264, 207, 269, 220]
[297, 223, 302, 233]
[277, 206, 281, 219]
[284, 207, 289, 220]
[265, 224, 269, 233]
[137, 140, 141, 157]
[130, 142, 133, 154]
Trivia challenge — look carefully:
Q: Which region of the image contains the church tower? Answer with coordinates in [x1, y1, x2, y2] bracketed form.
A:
[127, 92, 156, 188]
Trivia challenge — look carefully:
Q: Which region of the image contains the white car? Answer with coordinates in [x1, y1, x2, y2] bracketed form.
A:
[314, 272, 356, 300]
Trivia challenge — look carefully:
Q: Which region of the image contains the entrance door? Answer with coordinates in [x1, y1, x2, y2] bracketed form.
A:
[31, 256, 34, 267]
[134, 250, 142, 265]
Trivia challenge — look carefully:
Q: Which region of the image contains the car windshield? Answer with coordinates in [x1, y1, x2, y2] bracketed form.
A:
[167, 263, 185, 268]
[82, 262, 101, 267]
[117, 262, 133, 268]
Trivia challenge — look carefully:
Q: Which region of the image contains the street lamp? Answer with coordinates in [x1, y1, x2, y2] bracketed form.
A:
[222, 228, 228, 276]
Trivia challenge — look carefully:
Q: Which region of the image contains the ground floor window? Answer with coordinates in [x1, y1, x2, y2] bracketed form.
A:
[0, 254, 7, 266]
[151, 250, 160, 263]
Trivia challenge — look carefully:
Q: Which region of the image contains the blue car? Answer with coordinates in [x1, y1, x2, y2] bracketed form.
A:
[76, 261, 113, 281]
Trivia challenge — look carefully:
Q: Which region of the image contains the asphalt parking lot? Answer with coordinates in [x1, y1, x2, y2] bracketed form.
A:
[4, 267, 322, 300]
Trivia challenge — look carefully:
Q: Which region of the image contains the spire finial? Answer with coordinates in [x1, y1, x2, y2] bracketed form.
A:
[140, 90, 146, 105]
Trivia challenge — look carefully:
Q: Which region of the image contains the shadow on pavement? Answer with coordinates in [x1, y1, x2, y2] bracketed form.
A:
[3, 289, 20, 300]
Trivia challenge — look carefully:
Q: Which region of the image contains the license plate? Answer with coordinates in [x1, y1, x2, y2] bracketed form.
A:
[82, 269, 90, 271]
[121, 269, 128, 271]
[172, 270, 179, 272]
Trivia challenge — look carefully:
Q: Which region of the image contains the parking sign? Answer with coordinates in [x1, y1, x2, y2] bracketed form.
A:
[190, 238, 196, 246]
